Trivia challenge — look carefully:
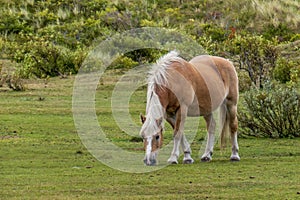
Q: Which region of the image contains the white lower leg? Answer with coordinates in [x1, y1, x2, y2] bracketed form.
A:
[201, 132, 214, 161]
[168, 106, 188, 164]
[230, 133, 240, 161]
[168, 135, 181, 164]
[201, 115, 216, 161]
[181, 135, 194, 163]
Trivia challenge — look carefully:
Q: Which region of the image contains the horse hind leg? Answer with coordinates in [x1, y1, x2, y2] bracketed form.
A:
[201, 114, 216, 162]
[226, 103, 240, 161]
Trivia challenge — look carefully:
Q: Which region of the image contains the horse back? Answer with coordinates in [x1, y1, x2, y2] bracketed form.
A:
[189, 55, 238, 104]
[156, 55, 238, 116]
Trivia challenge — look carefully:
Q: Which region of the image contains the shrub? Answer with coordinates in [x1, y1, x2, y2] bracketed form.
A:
[262, 24, 293, 42]
[228, 35, 278, 88]
[239, 82, 300, 138]
[0, 74, 25, 91]
[6, 74, 25, 91]
[200, 23, 227, 42]
[237, 70, 252, 92]
[290, 34, 300, 42]
[108, 56, 138, 70]
[273, 57, 295, 83]
[6, 35, 86, 78]
[290, 65, 300, 83]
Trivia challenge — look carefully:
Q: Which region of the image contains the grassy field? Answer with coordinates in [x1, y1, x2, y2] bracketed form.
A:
[0, 75, 300, 199]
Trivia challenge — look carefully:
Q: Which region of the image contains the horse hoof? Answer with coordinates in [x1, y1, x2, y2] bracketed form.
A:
[167, 156, 178, 164]
[167, 159, 178, 164]
[183, 159, 194, 164]
[201, 157, 211, 162]
[230, 156, 240, 162]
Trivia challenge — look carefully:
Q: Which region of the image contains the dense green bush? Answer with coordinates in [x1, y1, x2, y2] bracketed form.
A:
[236, 70, 252, 92]
[6, 35, 86, 78]
[200, 24, 227, 42]
[290, 65, 300, 83]
[273, 57, 295, 83]
[239, 82, 300, 138]
[262, 24, 293, 41]
[108, 56, 138, 70]
[290, 34, 300, 42]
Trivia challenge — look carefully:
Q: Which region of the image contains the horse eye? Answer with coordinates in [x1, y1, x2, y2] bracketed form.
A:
[155, 135, 160, 140]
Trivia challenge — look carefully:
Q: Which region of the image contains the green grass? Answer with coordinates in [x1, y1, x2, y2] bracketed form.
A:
[0, 75, 300, 199]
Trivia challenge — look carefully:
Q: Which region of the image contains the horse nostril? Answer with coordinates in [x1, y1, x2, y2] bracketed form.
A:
[155, 135, 160, 140]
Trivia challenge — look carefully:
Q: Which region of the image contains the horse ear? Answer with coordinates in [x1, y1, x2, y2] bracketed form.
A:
[140, 114, 146, 124]
[156, 117, 163, 126]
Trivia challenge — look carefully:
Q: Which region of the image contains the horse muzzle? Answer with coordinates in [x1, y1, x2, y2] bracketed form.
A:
[143, 158, 157, 166]
[144, 152, 158, 166]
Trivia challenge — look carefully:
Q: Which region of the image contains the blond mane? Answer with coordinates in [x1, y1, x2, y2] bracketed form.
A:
[140, 51, 183, 137]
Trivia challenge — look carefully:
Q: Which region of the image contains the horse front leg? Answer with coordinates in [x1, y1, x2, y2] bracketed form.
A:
[166, 113, 193, 164]
[167, 106, 188, 164]
[181, 134, 194, 164]
[201, 114, 216, 162]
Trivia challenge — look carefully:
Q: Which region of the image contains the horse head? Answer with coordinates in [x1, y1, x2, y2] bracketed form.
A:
[140, 114, 163, 166]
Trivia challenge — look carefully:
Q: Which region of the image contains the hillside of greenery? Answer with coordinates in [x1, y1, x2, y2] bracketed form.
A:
[0, 0, 299, 137]
[0, 0, 299, 81]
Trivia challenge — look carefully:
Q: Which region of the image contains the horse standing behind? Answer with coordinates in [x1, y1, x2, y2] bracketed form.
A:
[140, 51, 240, 166]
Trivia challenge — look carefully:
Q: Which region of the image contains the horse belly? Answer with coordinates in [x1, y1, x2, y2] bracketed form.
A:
[187, 99, 202, 116]
[187, 106, 201, 116]
[187, 94, 224, 117]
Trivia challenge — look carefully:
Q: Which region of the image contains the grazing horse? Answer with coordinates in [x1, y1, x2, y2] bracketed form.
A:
[139, 51, 240, 166]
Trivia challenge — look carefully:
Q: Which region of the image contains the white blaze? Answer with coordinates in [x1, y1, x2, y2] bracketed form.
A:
[145, 136, 152, 162]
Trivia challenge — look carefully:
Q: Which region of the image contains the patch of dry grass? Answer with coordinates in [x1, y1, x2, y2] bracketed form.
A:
[252, 0, 300, 28]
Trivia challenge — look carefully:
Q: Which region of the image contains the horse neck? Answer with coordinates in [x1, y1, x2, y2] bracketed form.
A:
[146, 83, 163, 114]
[143, 87, 164, 136]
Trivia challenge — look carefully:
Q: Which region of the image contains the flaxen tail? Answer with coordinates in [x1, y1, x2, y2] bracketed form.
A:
[220, 102, 229, 150]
